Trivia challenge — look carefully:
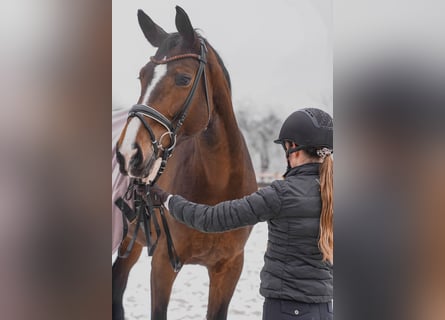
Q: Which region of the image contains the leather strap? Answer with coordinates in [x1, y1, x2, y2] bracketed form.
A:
[116, 180, 182, 272]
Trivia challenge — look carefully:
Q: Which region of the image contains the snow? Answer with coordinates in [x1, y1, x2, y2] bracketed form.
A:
[121, 222, 268, 319]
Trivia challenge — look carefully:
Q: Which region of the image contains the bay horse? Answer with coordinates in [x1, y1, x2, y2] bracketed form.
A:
[112, 6, 257, 320]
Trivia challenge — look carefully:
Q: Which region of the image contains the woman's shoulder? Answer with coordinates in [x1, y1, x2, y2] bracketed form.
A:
[271, 173, 320, 198]
[269, 179, 287, 195]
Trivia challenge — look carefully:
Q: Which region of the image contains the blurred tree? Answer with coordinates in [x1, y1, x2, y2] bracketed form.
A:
[237, 109, 281, 173]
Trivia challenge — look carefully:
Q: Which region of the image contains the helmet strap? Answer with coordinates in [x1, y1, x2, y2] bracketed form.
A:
[282, 145, 305, 177]
[285, 145, 305, 157]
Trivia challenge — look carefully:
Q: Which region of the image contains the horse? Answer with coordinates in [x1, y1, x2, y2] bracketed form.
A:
[112, 6, 257, 320]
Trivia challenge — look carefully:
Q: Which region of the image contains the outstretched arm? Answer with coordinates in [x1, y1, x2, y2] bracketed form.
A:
[165, 185, 282, 233]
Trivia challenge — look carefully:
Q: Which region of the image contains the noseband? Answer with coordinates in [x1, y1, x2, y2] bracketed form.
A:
[127, 38, 211, 185]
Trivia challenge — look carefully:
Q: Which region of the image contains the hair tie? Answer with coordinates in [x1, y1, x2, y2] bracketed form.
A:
[317, 147, 333, 159]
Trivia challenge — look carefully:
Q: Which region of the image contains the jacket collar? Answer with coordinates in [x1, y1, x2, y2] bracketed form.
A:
[284, 162, 320, 178]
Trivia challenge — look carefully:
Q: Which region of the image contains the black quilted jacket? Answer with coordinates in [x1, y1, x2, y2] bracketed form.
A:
[168, 163, 333, 303]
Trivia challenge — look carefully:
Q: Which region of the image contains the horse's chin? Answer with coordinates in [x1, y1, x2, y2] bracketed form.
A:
[142, 157, 163, 184]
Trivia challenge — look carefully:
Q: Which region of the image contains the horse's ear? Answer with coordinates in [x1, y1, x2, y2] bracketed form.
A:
[175, 6, 196, 45]
[137, 9, 168, 47]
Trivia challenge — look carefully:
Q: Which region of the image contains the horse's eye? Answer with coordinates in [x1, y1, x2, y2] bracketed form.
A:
[175, 74, 191, 86]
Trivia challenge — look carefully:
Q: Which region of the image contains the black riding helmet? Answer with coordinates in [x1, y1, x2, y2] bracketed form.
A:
[274, 108, 333, 154]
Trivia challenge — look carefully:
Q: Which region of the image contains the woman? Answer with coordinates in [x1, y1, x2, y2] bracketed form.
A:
[152, 108, 333, 319]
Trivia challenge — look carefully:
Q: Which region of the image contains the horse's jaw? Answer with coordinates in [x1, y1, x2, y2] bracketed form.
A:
[142, 157, 163, 184]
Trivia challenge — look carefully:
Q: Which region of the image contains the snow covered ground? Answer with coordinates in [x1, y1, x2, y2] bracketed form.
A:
[121, 222, 268, 320]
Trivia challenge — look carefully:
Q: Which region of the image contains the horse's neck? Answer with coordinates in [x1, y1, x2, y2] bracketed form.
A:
[166, 95, 253, 199]
[202, 48, 247, 162]
[201, 93, 248, 165]
[164, 48, 256, 198]
[201, 104, 246, 165]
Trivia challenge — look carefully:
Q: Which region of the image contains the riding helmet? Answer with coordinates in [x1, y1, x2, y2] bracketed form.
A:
[274, 108, 333, 149]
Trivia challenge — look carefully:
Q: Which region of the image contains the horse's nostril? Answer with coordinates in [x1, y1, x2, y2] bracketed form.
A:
[116, 150, 127, 175]
[116, 150, 123, 164]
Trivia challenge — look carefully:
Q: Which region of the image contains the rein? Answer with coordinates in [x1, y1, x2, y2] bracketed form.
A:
[115, 38, 211, 272]
[115, 180, 181, 272]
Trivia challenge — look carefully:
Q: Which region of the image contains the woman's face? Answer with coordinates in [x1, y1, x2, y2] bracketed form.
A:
[283, 141, 299, 167]
[284, 141, 295, 153]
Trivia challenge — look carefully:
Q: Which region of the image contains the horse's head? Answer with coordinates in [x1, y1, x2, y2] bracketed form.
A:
[116, 6, 214, 183]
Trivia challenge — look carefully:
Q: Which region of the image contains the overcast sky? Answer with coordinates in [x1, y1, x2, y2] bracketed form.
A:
[112, 0, 332, 120]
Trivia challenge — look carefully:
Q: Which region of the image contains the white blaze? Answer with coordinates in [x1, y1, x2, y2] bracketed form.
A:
[120, 117, 141, 173]
[141, 62, 167, 104]
[119, 62, 167, 174]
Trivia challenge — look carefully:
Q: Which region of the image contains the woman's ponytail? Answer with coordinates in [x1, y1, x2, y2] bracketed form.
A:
[318, 153, 333, 264]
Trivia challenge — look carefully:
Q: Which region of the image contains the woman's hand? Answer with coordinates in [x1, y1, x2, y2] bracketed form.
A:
[149, 184, 170, 206]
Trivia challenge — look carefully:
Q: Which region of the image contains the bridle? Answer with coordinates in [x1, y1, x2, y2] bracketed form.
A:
[127, 37, 211, 186]
[115, 38, 211, 272]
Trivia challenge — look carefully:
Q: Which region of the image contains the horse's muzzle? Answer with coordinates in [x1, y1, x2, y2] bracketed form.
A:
[116, 142, 151, 178]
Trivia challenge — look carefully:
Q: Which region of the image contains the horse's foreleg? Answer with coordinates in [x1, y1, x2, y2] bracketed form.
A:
[112, 239, 143, 320]
[150, 251, 179, 320]
[206, 253, 244, 320]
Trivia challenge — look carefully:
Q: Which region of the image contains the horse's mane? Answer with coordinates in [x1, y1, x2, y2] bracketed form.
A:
[158, 32, 232, 93]
[206, 40, 232, 92]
